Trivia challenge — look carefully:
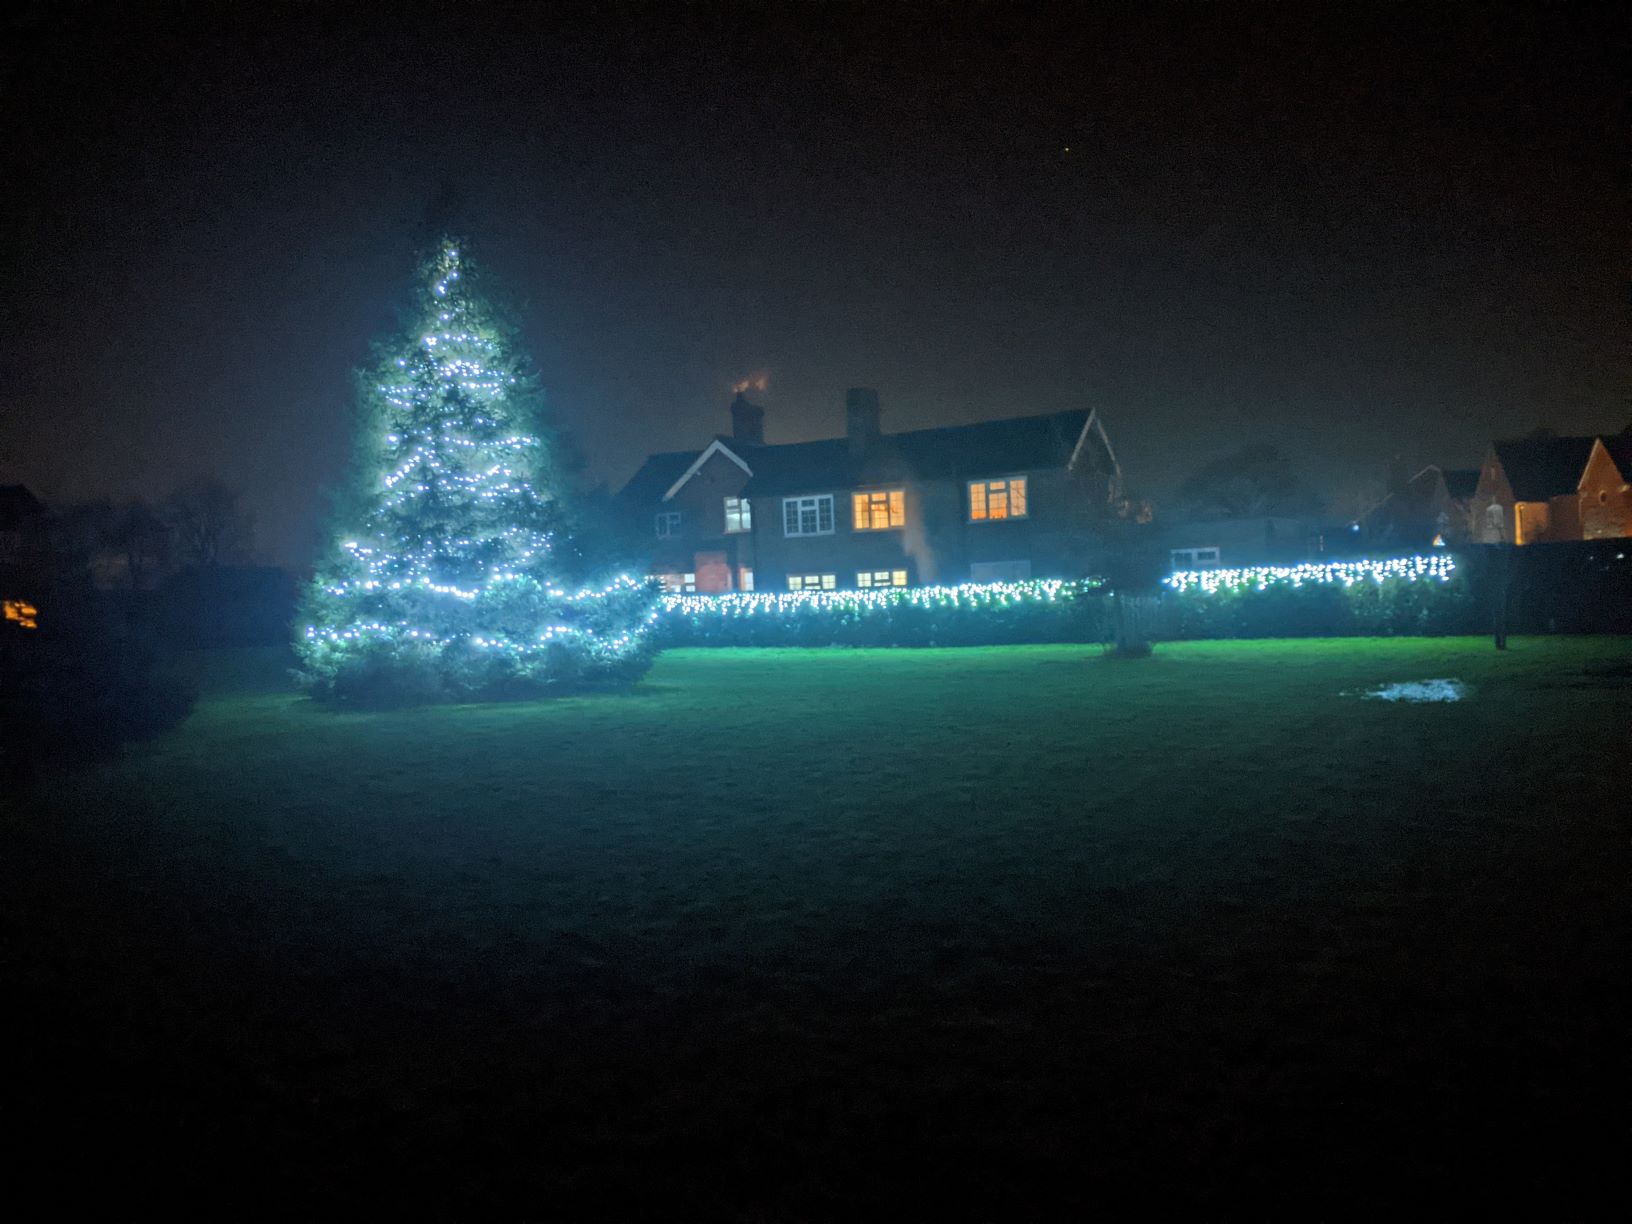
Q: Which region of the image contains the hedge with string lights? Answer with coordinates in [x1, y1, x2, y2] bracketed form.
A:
[657, 556, 1479, 647]
[659, 579, 1111, 647]
[1160, 555, 1478, 639]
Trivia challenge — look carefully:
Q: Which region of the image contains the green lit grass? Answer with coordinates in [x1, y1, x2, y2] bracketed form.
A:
[5, 638, 1627, 1213]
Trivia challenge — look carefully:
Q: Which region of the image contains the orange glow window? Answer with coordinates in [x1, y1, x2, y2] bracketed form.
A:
[852, 489, 906, 530]
[3, 599, 38, 629]
[968, 477, 1027, 521]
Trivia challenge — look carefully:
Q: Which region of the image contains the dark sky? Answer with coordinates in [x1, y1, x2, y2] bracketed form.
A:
[3, 1, 1625, 565]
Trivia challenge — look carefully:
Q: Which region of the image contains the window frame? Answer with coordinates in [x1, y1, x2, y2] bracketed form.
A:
[787, 573, 837, 591]
[967, 475, 1029, 522]
[723, 496, 752, 534]
[782, 494, 836, 537]
[852, 488, 907, 531]
[1169, 546, 1221, 569]
[655, 510, 682, 538]
[856, 569, 908, 589]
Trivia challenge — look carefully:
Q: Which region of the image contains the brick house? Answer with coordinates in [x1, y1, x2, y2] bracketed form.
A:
[1361, 464, 1480, 550]
[1469, 433, 1632, 545]
[619, 389, 1126, 592]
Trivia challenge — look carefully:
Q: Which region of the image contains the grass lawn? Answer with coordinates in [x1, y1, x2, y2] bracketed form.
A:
[4, 638, 1626, 1215]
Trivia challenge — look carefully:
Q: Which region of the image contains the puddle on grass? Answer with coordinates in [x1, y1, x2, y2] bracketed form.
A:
[1352, 678, 1469, 703]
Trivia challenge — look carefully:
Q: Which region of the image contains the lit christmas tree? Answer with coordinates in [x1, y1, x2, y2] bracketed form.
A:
[297, 241, 657, 702]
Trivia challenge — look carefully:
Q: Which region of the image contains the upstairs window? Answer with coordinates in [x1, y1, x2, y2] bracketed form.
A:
[857, 569, 908, 589]
[968, 477, 1028, 521]
[655, 511, 682, 538]
[788, 573, 836, 591]
[724, 497, 752, 533]
[783, 495, 835, 537]
[852, 489, 906, 531]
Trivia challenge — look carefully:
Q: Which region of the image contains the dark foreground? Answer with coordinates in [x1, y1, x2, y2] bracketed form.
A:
[3, 640, 1624, 1215]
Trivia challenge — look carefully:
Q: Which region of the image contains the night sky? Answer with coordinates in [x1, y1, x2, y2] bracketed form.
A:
[3, 2, 1625, 566]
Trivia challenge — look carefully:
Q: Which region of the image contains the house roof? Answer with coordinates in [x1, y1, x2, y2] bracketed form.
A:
[1599, 434, 1632, 483]
[619, 409, 1100, 503]
[1491, 436, 1597, 501]
[738, 409, 1095, 498]
[619, 448, 707, 507]
[1441, 468, 1479, 500]
[0, 485, 44, 530]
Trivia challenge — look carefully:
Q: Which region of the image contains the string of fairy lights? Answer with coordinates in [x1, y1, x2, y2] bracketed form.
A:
[658, 556, 1456, 623]
[302, 573, 660, 661]
[300, 244, 657, 669]
[661, 578, 1085, 618]
[1163, 554, 1455, 594]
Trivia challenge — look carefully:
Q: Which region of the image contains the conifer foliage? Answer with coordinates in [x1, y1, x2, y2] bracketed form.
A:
[297, 242, 656, 702]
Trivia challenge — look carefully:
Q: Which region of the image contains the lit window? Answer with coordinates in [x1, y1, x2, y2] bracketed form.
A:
[857, 570, 908, 588]
[968, 477, 1027, 521]
[659, 573, 696, 593]
[655, 511, 682, 538]
[782, 495, 835, 537]
[3, 599, 38, 629]
[1169, 547, 1220, 569]
[788, 573, 836, 591]
[738, 567, 754, 592]
[852, 489, 906, 530]
[969, 560, 1031, 582]
[724, 497, 752, 533]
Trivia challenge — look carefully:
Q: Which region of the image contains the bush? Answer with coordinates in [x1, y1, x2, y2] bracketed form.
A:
[295, 576, 661, 706]
[1161, 569, 1479, 639]
[655, 559, 1487, 650]
[1, 577, 195, 774]
[657, 580, 1112, 648]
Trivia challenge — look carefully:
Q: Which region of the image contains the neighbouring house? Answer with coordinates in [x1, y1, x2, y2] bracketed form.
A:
[1362, 464, 1480, 550]
[619, 389, 1128, 592]
[1469, 432, 1632, 545]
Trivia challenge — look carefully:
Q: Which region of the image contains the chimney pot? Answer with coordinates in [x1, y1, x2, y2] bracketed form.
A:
[845, 387, 882, 457]
[730, 391, 765, 446]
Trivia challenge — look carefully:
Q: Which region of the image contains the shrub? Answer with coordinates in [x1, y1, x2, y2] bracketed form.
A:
[1, 577, 195, 774]
[657, 580, 1111, 648]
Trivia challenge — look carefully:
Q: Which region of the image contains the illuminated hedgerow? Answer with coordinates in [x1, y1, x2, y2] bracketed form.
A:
[657, 556, 1476, 647]
[1165, 554, 1456, 594]
[660, 579, 1109, 646]
[1162, 554, 1476, 639]
[296, 242, 658, 702]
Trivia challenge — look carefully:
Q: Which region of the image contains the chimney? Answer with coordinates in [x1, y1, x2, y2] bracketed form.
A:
[845, 387, 882, 457]
[729, 391, 765, 446]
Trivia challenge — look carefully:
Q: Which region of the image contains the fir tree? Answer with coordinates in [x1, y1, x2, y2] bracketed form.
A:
[296, 241, 657, 702]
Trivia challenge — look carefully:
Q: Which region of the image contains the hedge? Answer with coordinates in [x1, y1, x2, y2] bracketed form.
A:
[655, 556, 1491, 648]
[659, 580, 1110, 647]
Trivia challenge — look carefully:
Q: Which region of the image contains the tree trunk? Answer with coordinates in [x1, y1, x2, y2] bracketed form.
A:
[1493, 544, 1511, 650]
